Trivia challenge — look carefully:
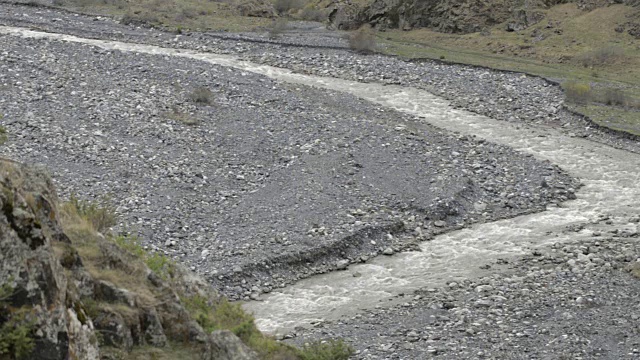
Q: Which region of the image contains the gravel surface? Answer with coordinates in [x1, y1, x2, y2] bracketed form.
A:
[1, 2, 638, 154]
[0, 30, 577, 301]
[291, 215, 640, 359]
[1, 4, 639, 359]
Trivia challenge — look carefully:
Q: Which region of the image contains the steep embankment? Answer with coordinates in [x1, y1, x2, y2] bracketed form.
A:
[0, 159, 267, 359]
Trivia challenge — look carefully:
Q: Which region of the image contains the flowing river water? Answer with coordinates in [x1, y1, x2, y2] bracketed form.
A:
[2, 25, 639, 335]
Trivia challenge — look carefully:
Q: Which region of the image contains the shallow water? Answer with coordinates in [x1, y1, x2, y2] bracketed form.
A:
[2, 25, 638, 335]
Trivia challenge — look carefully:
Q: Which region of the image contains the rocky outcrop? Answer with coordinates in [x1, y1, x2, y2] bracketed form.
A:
[0, 159, 257, 360]
[0, 159, 99, 360]
[347, 0, 633, 34]
[358, 0, 518, 33]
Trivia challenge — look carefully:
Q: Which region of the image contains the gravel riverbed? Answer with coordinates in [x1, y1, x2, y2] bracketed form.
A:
[1, 3, 639, 359]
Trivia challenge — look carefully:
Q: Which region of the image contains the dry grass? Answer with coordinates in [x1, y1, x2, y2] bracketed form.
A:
[378, 3, 640, 134]
[188, 87, 215, 105]
[349, 25, 377, 53]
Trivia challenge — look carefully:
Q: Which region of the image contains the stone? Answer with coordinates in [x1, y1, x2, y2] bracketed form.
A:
[434, 220, 446, 227]
[336, 259, 350, 270]
[94, 310, 134, 351]
[206, 330, 259, 360]
[383, 247, 395, 255]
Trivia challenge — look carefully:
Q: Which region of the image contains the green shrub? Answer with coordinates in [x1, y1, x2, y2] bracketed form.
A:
[113, 234, 146, 258]
[114, 234, 175, 279]
[297, 339, 354, 360]
[563, 81, 592, 104]
[67, 194, 117, 233]
[0, 284, 35, 360]
[181, 295, 299, 359]
[349, 25, 377, 54]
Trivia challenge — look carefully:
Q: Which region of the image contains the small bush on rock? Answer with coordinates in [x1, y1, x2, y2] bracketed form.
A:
[0, 284, 35, 359]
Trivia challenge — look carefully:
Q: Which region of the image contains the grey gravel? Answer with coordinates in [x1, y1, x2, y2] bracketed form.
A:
[0, 4, 639, 359]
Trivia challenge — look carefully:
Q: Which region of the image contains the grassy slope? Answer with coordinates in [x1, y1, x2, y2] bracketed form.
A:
[377, 3, 640, 134]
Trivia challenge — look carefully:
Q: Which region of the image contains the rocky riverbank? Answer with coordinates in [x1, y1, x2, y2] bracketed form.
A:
[291, 215, 640, 359]
[0, 28, 578, 301]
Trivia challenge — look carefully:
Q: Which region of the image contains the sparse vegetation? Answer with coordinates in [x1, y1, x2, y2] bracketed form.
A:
[563, 81, 592, 105]
[166, 107, 200, 126]
[182, 295, 303, 359]
[299, 6, 325, 22]
[0, 115, 7, 145]
[629, 262, 640, 279]
[600, 88, 627, 107]
[268, 17, 289, 39]
[274, 0, 302, 15]
[188, 86, 215, 105]
[576, 46, 625, 68]
[66, 194, 117, 233]
[114, 234, 176, 279]
[298, 339, 354, 360]
[349, 25, 377, 54]
[181, 295, 354, 359]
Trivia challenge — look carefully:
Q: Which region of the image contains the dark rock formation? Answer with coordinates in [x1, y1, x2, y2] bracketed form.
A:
[0, 159, 257, 360]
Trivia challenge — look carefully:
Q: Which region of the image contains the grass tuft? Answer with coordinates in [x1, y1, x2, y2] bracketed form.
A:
[65, 194, 117, 233]
[298, 339, 354, 360]
[188, 87, 215, 105]
[563, 81, 592, 105]
[349, 25, 377, 54]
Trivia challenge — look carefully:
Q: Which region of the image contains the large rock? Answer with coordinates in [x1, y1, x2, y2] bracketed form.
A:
[356, 0, 568, 33]
[0, 159, 99, 360]
[205, 330, 258, 360]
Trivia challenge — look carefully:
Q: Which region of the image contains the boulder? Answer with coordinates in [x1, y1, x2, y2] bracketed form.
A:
[205, 330, 258, 360]
[0, 159, 99, 360]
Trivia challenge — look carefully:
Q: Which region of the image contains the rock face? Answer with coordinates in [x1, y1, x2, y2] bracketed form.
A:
[0, 159, 99, 360]
[359, 0, 518, 33]
[350, 0, 637, 33]
[0, 159, 256, 360]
